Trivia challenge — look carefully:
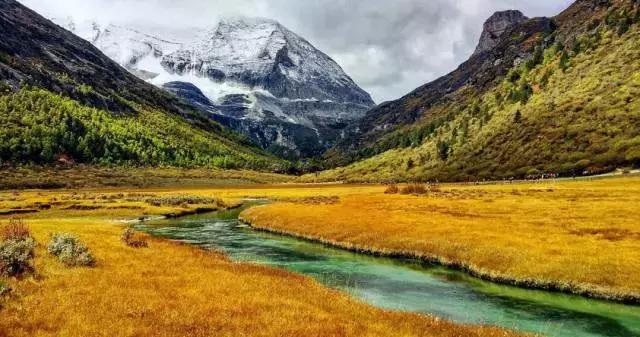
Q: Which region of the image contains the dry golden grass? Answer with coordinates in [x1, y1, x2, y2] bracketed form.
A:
[0, 166, 292, 190]
[0, 188, 524, 337]
[240, 176, 640, 302]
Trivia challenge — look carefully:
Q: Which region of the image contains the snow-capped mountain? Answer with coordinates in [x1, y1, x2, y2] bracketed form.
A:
[56, 17, 375, 157]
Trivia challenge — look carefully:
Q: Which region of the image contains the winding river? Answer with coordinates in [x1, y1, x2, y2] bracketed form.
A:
[135, 204, 640, 337]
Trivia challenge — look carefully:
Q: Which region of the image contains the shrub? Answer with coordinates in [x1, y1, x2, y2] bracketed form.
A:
[121, 228, 149, 248]
[429, 183, 441, 193]
[0, 219, 35, 277]
[146, 195, 222, 207]
[384, 184, 399, 194]
[0, 236, 36, 277]
[400, 184, 428, 195]
[47, 234, 95, 267]
[1, 219, 30, 241]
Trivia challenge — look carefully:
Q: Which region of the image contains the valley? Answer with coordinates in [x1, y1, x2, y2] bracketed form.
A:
[1, 0, 639, 336]
[0, 184, 526, 337]
[1, 176, 639, 337]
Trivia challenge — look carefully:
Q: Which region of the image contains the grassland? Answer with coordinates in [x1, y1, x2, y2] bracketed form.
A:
[240, 175, 640, 303]
[0, 187, 524, 337]
[0, 166, 292, 190]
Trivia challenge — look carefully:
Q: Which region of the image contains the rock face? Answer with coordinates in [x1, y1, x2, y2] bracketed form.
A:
[473, 10, 528, 56]
[58, 17, 374, 158]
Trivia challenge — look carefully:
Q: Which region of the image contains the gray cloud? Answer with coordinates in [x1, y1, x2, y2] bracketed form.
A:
[20, 0, 573, 103]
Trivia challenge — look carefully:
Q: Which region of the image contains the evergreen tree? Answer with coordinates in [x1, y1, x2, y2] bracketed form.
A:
[559, 51, 570, 72]
[436, 141, 450, 161]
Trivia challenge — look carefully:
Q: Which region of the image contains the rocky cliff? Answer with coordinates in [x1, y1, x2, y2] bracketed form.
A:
[473, 10, 529, 56]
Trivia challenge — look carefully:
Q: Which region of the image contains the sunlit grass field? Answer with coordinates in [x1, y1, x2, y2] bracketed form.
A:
[241, 175, 640, 302]
[0, 187, 523, 337]
[0, 166, 292, 190]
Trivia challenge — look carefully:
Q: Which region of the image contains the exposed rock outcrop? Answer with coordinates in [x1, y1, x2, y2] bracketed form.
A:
[473, 10, 529, 56]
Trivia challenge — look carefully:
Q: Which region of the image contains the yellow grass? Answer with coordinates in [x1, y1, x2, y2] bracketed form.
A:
[240, 176, 640, 302]
[0, 166, 292, 190]
[0, 188, 523, 337]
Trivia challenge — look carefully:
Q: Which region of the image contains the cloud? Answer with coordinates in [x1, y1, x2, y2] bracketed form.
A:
[19, 0, 573, 103]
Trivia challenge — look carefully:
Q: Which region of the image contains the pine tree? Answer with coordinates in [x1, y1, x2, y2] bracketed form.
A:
[437, 141, 450, 161]
[514, 110, 522, 124]
[559, 51, 570, 72]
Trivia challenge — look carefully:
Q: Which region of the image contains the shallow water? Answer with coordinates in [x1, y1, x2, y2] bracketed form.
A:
[135, 205, 640, 337]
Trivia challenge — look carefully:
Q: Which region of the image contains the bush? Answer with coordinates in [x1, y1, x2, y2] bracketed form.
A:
[429, 183, 441, 193]
[0, 219, 35, 277]
[145, 195, 222, 207]
[0, 236, 36, 277]
[400, 184, 428, 195]
[399, 183, 440, 195]
[121, 228, 149, 248]
[1, 219, 30, 241]
[47, 234, 95, 267]
[384, 184, 399, 194]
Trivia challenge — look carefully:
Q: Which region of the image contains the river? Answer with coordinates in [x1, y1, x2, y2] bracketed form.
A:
[134, 205, 640, 337]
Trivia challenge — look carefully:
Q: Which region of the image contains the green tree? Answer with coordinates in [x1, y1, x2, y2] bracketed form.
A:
[618, 17, 631, 35]
[437, 141, 450, 161]
[514, 110, 522, 124]
[559, 50, 570, 72]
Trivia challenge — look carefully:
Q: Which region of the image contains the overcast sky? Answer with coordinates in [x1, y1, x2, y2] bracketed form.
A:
[21, 0, 572, 103]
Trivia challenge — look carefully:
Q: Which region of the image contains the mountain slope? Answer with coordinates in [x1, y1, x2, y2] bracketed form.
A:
[328, 13, 556, 166]
[59, 18, 374, 158]
[311, 0, 640, 182]
[0, 0, 282, 170]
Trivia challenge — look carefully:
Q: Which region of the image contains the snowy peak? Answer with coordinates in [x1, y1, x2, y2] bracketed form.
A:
[161, 17, 373, 105]
[95, 25, 182, 68]
[56, 18, 184, 78]
[55, 16, 374, 157]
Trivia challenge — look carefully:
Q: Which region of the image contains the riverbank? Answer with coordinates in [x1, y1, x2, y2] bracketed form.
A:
[0, 188, 525, 337]
[239, 176, 640, 303]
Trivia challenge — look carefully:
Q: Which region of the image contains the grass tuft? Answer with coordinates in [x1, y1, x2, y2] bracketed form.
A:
[384, 184, 399, 194]
[120, 228, 149, 248]
[1, 219, 30, 241]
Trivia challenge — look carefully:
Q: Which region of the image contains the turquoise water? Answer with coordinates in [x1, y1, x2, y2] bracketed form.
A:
[135, 206, 640, 337]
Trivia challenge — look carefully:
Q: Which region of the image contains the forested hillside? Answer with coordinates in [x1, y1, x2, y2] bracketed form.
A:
[0, 88, 279, 169]
[308, 1, 640, 182]
[0, 0, 283, 170]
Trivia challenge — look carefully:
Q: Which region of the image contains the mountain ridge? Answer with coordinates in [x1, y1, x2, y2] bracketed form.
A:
[310, 0, 640, 182]
[57, 17, 374, 158]
[0, 0, 283, 170]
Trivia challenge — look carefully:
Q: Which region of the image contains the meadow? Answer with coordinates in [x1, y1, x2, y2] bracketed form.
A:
[0, 185, 524, 337]
[241, 175, 640, 303]
[0, 166, 291, 190]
